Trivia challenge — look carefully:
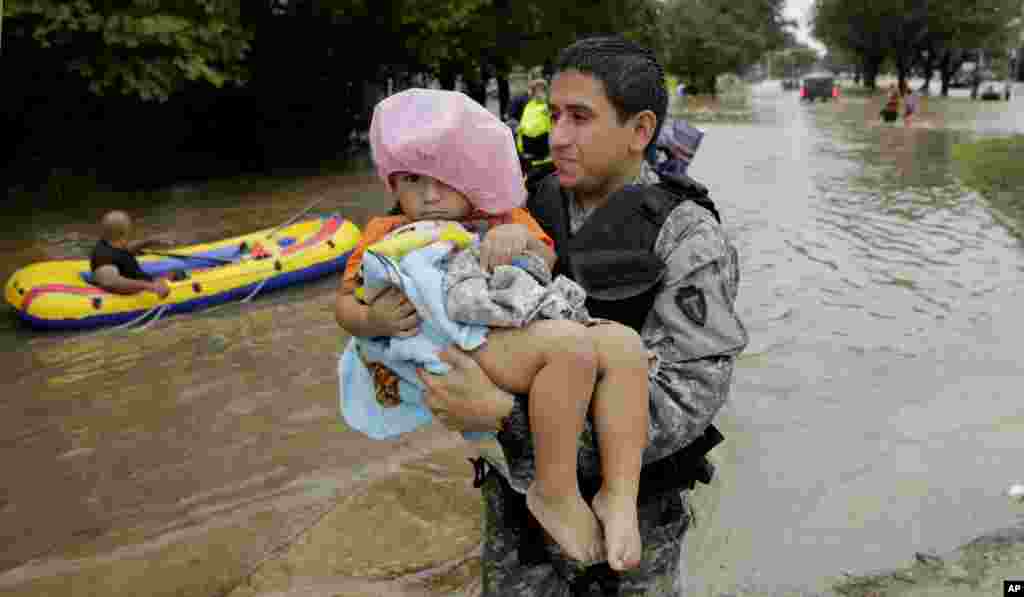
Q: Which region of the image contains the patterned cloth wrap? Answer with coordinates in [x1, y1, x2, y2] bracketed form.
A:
[338, 219, 589, 441]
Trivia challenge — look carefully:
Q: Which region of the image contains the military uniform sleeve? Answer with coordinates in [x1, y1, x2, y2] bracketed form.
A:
[642, 203, 749, 458]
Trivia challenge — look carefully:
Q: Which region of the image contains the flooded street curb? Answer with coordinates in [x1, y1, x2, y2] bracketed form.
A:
[834, 522, 1024, 597]
[224, 444, 486, 597]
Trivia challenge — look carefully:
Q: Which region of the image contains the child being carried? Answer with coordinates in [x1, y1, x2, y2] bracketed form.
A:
[335, 88, 651, 571]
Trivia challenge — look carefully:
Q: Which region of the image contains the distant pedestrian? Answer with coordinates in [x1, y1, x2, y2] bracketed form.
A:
[901, 80, 919, 126]
[880, 84, 900, 123]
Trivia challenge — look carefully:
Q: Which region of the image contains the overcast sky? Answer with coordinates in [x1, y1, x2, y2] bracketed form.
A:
[785, 0, 826, 52]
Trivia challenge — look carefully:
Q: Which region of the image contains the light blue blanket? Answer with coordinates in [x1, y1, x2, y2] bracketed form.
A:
[338, 243, 493, 441]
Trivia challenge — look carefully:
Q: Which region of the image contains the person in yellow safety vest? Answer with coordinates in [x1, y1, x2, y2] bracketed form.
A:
[517, 79, 553, 166]
[516, 79, 555, 192]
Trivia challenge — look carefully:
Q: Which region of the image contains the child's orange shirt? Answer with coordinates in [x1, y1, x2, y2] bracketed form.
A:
[340, 208, 554, 295]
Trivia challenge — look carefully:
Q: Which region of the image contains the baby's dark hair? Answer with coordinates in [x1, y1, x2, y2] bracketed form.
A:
[554, 36, 668, 154]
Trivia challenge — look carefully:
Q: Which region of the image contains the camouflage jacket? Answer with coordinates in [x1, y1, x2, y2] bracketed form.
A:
[485, 164, 749, 494]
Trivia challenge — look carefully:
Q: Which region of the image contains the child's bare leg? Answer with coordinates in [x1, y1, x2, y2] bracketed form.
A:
[587, 322, 650, 571]
[470, 320, 604, 563]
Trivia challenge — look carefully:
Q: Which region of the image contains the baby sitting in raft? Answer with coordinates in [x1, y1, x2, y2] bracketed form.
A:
[334, 88, 650, 571]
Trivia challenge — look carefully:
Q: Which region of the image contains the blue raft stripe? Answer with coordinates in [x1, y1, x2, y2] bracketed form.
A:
[20, 250, 352, 331]
[79, 236, 299, 283]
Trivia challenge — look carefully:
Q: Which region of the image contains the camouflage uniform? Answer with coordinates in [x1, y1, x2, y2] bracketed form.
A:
[477, 162, 748, 595]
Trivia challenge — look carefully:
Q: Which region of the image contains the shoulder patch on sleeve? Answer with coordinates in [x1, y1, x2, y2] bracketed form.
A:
[675, 285, 707, 327]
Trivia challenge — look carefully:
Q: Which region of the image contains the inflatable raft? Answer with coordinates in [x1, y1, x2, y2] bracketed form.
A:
[4, 214, 361, 330]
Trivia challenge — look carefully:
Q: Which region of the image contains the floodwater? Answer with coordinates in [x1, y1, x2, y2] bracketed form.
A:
[683, 80, 1024, 596]
[0, 173, 484, 596]
[1, 81, 1022, 597]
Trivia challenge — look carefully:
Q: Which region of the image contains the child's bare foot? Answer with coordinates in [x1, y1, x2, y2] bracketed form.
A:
[526, 483, 605, 563]
[592, 488, 642, 571]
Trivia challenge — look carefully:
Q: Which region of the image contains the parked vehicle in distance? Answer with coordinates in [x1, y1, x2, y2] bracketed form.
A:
[800, 73, 839, 102]
[781, 78, 800, 91]
[951, 63, 993, 88]
[980, 81, 1011, 101]
[949, 69, 973, 88]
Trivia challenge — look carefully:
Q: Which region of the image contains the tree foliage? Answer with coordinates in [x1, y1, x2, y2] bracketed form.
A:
[811, 0, 1020, 91]
[660, 0, 792, 93]
[769, 45, 821, 78]
[5, 0, 251, 101]
[2, 0, 793, 188]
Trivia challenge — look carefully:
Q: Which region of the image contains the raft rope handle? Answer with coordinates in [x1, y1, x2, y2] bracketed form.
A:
[78, 302, 167, 338]
[133, 305, 169, 331]
[240, 278, 269, 303]
[85, 275, 267, 337]
[266, 193, 333, 240]
[111, 304, 165, 330]
[178, 276, 269, 320]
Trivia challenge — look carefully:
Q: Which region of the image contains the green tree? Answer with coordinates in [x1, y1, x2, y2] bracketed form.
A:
[811, 0, 902, 89]
[4, 0, 251, 101]
[661, 0, 791, 94]
[394, 0, 487, 89]
[769, 45, 820, 78]
[1, 0, 401, 184]
[395, 0, 663, 112]
[915, 0, 1018, 95]
[811, 0, 1019, 93]
[822, 47, 860, 77]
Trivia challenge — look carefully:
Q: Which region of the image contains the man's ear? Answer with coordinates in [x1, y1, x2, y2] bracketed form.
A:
[628, 110, 657, 154]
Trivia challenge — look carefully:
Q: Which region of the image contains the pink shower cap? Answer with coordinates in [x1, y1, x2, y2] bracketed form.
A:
[369, 88, 526, 215]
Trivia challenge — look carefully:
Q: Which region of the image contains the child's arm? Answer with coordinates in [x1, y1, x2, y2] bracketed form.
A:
[335, 284, 420, 338]
[334, 216, 421, 338]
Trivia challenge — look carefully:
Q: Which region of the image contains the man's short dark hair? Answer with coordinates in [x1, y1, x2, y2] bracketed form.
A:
[554, 36, 668, 153]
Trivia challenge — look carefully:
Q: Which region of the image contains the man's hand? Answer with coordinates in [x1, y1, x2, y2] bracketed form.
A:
[366, 287, 420, 338]
[150, 279, 171, 299]
[479, 224, 534, 272]
[418, 346, 514, 433]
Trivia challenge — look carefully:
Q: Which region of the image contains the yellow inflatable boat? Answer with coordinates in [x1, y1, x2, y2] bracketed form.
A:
[4, 214, 361, 330]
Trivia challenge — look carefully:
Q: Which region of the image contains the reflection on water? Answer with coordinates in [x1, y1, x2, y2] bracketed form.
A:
[2, 84, 1024, 596]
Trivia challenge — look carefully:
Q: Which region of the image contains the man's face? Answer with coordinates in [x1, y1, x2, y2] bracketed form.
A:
[549, 69, 637, 193]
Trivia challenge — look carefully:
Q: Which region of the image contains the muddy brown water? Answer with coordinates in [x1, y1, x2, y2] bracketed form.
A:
[1, 82, 1023, 596]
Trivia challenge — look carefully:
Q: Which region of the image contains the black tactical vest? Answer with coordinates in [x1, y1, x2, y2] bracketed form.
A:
[526, 172, 720, 333]
[489, 175, 725, 569]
